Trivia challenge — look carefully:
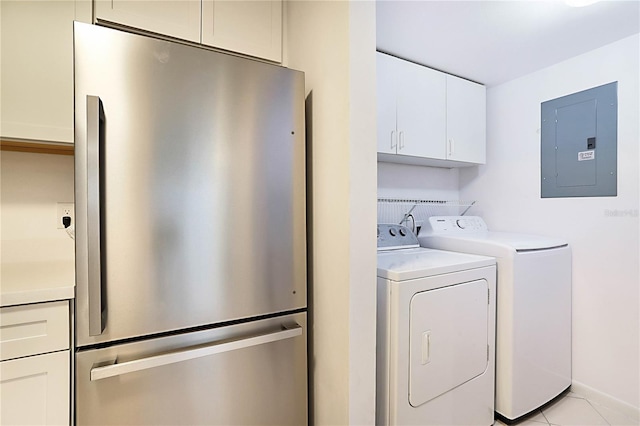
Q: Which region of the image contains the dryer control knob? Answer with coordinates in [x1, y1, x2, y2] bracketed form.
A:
[389, 228, 397, 237]
[399, 228, 407, 237]
[456, 219, 466, 229]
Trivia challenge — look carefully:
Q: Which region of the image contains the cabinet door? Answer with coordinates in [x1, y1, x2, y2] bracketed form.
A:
[0, 350, 69, 425]
[396, 59, 446, 159]
[202, 0, 282, 62]
[446, 75, 486, 164]
[376, 53, 398, 155]
[0, 0, 76, 143]
[95, 0, 201, 43]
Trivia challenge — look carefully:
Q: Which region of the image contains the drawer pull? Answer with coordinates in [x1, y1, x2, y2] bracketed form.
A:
[90, 324, 302, 381]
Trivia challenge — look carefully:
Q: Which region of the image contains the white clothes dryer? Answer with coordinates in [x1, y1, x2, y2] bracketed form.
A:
[377, 224, 497, 426]
[418, 216, 572, 422]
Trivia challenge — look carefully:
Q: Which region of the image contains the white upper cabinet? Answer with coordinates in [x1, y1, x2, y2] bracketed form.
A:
[95, 0, 201, 43]
[377, 52, 446, 158]
[396, 58, 447, 159]
[95, 0, 283, 62]
[376, 53, 398, 155]
[446, 75, 486, 164]
[202, 0, 282, 63]
[376, 52, 486, 167]
[0, 0, 89, 144]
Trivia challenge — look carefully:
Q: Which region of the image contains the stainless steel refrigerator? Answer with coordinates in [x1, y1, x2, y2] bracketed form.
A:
[73, 22, 307, 425]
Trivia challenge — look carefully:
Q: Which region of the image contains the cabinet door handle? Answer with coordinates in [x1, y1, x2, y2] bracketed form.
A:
[90, 324, 303, 381]
[448, 138, 455, 157]
[399, 131, 405, 150]
[391, 130, 397, 150]
[86, 95, 106, 336]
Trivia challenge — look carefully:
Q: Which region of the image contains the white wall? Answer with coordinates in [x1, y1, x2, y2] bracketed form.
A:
[377, 162, 463, 228]
[377, 162, 460, 201]
[1, 151, 75, 263]
[460, 34, 640, 414]
[284, 1, 378, 424]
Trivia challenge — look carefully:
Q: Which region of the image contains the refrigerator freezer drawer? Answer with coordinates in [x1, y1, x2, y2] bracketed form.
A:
[76, 312, 307, 425]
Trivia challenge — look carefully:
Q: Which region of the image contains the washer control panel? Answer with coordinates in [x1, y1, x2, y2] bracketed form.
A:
[377, 224, 419, 250]
[423, 216, 488, 234]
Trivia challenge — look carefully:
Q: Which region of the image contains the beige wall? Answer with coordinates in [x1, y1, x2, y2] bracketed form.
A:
[284, 1, 378, 424]
[347, 2, 377, 424]
[0, 151, 75, 263]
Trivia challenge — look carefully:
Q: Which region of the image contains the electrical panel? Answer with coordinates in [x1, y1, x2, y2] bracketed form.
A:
[541, 82, 617, 198]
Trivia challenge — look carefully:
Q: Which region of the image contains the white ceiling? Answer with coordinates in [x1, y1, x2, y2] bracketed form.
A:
[376, 0, 640, 87]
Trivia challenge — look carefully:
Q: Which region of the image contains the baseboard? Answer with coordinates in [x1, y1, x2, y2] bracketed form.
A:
[571, 380, 640, 422]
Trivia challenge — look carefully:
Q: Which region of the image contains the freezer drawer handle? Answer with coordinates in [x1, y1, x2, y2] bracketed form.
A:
[89, 323, 303, 381]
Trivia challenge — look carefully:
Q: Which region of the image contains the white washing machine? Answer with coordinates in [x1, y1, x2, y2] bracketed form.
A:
[376, 223, 496, 426]
[418, 216, 572, 422]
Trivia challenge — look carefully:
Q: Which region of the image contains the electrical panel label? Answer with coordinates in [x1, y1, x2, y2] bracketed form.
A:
[578, 150, 595, 161]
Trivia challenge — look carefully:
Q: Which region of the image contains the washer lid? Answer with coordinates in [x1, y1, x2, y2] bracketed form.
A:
[418, 232, 568, 257]
[377, 248, 495, 281]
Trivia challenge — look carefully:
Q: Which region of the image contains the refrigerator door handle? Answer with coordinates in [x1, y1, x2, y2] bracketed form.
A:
[90, 323, 303, 381]
[87, 95, 106, 336]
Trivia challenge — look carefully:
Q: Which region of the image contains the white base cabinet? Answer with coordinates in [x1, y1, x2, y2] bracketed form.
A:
[0, 351, 70, 426]
[0, 301, 70, 426]
[376, 52, 486, 167]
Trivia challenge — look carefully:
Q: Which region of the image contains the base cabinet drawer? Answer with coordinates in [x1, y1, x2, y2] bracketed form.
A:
[0, 350, 70, 426]
[0, 300, 69, 361]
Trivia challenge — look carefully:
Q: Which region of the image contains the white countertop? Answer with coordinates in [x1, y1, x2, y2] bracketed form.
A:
[1, 260, 75, 307]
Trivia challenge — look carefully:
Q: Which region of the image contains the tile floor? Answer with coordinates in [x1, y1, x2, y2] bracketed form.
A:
[493, 392, 639, 426]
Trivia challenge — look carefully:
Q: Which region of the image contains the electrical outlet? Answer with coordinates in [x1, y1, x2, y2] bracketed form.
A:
[57, 203, 74, 229]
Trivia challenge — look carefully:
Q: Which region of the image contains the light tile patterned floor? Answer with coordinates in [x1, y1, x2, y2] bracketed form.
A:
[493, 392, 639, 426]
